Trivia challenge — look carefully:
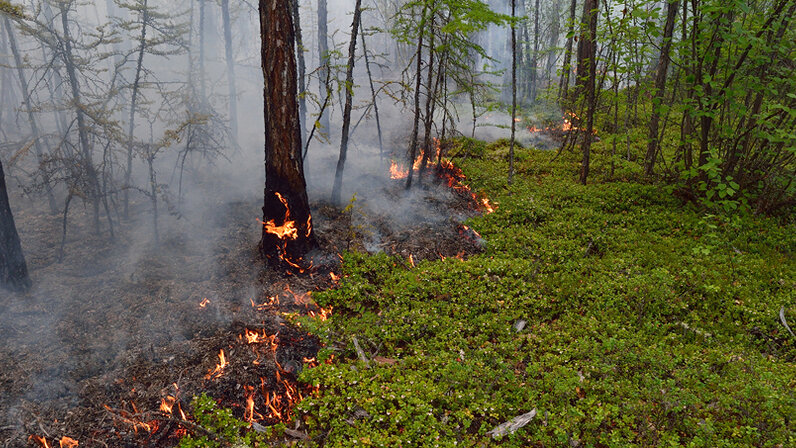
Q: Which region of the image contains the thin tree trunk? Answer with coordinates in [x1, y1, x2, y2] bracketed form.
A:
[558, 0, 577, 102]
[4, 18, 57, 213]
[418, 14, 437, 183]
[317, 0, 330, 132]
[529, 0, 540, 102]
[221, 0, 238, 143]
[290, 0, 307, 146]
[0, 159, 30, 292]
[331, 0, 362, 205]
[405, 5, 428, 190]
[259, 0, 316, 264]
[359, 19, 383, 159]
[578, 0, 598, 185]
[198, 0, 206, 102]
[124, 1, 149, 218]
[509, 0, 517, 185]
[644, 0, 679, 175]
[59, 2, 101, 232]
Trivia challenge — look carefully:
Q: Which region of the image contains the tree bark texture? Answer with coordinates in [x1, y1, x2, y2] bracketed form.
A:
[0, 159, 30, 292]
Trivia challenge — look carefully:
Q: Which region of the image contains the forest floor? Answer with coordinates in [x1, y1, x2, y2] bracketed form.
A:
[2, 134, 794, 448]
[0, 162, 484, 447]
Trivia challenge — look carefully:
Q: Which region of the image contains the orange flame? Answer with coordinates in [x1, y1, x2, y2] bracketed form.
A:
[29, 436, 51, 448]
[205, 349, 228, 379]
[59, 437, 78, 448]
[160, 396, 176, 414]
[199, 298, 210, 308]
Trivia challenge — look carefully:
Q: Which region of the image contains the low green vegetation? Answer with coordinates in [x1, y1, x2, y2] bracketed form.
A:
[297, 139, 794, 446]
[181, 137, 794, 447]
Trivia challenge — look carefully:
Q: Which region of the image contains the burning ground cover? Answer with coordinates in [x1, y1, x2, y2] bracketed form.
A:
[0, 147, 494, 447]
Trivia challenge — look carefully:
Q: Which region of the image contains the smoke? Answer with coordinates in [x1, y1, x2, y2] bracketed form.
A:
[0, 0, 531, 443]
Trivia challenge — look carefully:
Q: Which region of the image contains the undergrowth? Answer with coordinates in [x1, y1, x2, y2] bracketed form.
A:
[183, 138, 794, 447]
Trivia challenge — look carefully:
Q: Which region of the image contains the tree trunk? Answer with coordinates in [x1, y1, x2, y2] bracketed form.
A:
[331, 0, 363, 205]
[578, 0, 598, 185]
[405, 5, 428, 190]
[198, 0, 206, 102]
[529, 0, 540, 102]
[558, 0, 577, 102]
[418, 14, 437, 183]
[0, 159, 30, 292]
[359, 20, 383, 158]
[317, 0, 330, 132]
[644, 0, 679, 175]
[221, 0, 238, 143]
[3, 18, 57, 213]
[124, 1, 149, 218]
[59, 2, 101, 232]
[259, 0, 316, 265]
[509, 0, 517, 185]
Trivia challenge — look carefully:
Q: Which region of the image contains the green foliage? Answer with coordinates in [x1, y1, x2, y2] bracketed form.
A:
[0, 0, 22, 17]
[177, 393, 284, 448]
[294, 142, 795, 446]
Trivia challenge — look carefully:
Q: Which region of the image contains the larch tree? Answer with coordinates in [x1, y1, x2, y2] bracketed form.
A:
[0, 1, 30, 293]
[259, 0, 316, 266]
[331, 0, 363, 206]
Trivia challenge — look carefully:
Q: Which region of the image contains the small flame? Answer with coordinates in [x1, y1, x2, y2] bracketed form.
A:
[160, 396, 176, 414]
[59, 437, 78, 448]
[514, 117, 521, 122]
[329, 272, 340, 282]
[29, 436, 51, 448]
[409, 254, 415, 267]
[205, 349, 228, 379]
[199, 298, 210, 308]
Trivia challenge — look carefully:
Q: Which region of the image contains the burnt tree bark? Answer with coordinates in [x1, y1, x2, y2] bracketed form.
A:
[259, 0, 316, 264]
[644, 0, 679, 175]
[331, 0, 363, 205]
[0, 159, 30, 292]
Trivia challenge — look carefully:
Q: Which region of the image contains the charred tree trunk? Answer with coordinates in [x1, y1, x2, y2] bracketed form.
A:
[578, 0, 598, 185]
[558, 0, 577, 103]
[3, 18, 57, 213]
[221, 0, 238, 143]
[124, 1, 148, 219]
[259, 0, 316, 264]
[509, 0, 517, 185]
[0, 159, 30, 293]
[290, 0, 307, 146]
[405, 5, 427, 190]
[317, 0, 330, 132]
[331, 0, 363, 205]
[644, 0, 679, 175]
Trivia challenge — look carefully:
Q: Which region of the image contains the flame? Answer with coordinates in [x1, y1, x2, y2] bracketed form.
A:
[513, 117, 521, 122]
[205, 349, 228, 379]
[329, 272, 340, 282]
[389, 160, 409, 179]
[199, 298, 210, 308]
[409, 254, 415, 267]
[481, 198, 495, 214]
[59, 437, 78, 448]
[29, 436, 51, 448]
[160, 395, 176, 414]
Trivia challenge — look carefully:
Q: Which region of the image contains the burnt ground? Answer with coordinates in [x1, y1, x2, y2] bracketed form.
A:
[0, 166, 486, 448]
